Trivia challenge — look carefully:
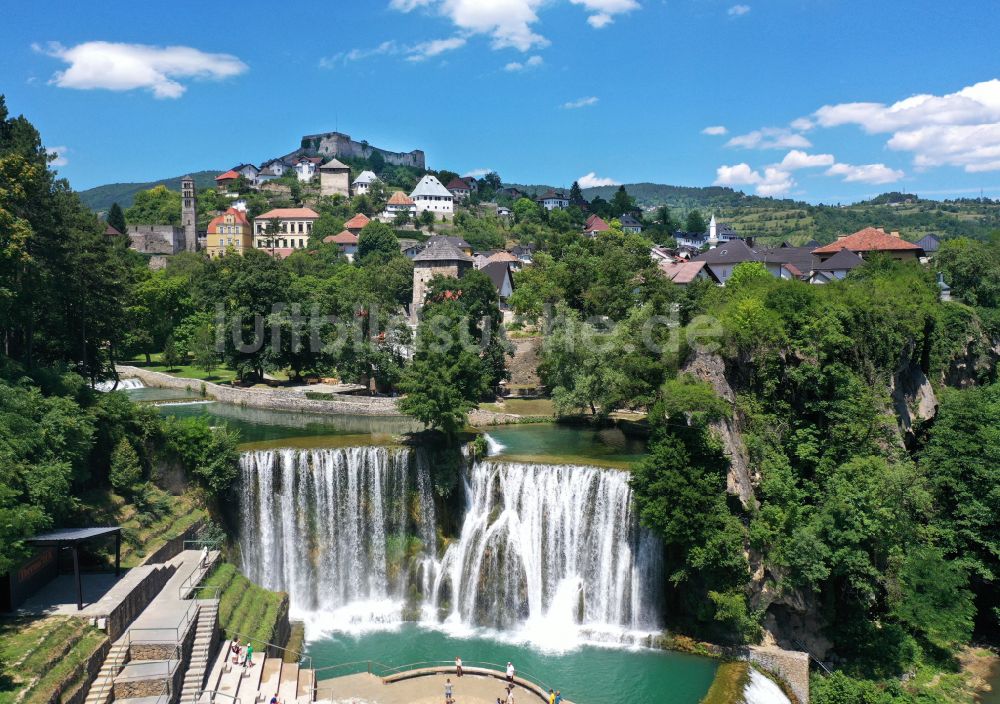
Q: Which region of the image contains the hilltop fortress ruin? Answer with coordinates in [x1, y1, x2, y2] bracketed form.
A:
[286, 131, 425, 169]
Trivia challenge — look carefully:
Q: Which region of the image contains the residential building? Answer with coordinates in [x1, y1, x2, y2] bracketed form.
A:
[536, 189, 570, 210]
[294, 156, 323, 182]
[500, 187, 526, 201]
[253, 207, 320, 254]
[690, 239, 760, 284]
[915, 234, 941, 255]
[619, 213, 643, 234]
[509, 243, 536, 264]
[809, 248, 864, 283]
[215, 169, 239, 193]
[383, 191, 417, 222]
[206, 207, 252, 257]
[400, 239, 423, 259]
[412, 237, 473, 309]
[352, 170, 379, 194]
[446, 177, 474, 200]
[259, 158, 287, 178]
[757, 245, 816, 280]
[317, 158, 350, 197]
[481, 261, 515, 308]
[486, 250, 521, 272]
[344, 213, 370, 235]
[410, 175, 454, 218]
[812, 227, 924, 262]
[658, 259, 709, 285]
[104, 224, 123, 237]
[496, 205, 512, 218]
[231, 163, 259, 184]
[426, 234, 472, 256]
[323, 230, 359, 261]
[584, 214, 610, 237]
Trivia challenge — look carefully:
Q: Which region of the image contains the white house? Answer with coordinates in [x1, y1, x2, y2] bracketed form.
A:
[231, 163, 260, 185]
[410, 175, 454, 218]
[253, 207, 320, 254]
[294, 156, 322, 182]
[260, 159, 287, 177]
[352, 170, 379, 194]
[383, 191, 417, 222]
[536, 189, 570, 210]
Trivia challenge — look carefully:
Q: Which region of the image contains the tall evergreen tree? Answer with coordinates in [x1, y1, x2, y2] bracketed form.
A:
[107, 202, 127, 235]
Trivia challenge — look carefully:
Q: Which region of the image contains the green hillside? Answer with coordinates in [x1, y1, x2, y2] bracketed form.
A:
[77, 170, 220, 213]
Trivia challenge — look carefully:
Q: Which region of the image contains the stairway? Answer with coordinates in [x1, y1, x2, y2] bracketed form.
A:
[83, 636, 130, 704]
[178, 600, 220, 703]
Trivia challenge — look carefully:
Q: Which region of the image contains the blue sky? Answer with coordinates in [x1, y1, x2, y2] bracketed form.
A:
[3, 0, 1000, 203]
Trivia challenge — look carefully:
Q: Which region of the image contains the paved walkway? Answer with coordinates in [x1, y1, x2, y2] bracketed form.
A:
[130, 550, 218, 641]
[316, 669, 561, 704]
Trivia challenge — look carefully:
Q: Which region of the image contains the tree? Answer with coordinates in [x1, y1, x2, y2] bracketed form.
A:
[311, 212, 345, 242]
[163, 417, 240, 497]
[191, 322, 220, 377]
[685, 210, 707, 234]
[109, 438, 142, 494]
[419, 209, 435, 229]
[609, 185, 636, 217]
[569, 181, 583, 203]
[357, 220, 399, 263]
[125, 185, 182, 226]
[398, 300, 489, 438]
[726, 261, 772, 289]
[482, 171, 502, 192]
[161, 335, 183, 370]
[107, 202, 127, 235]
[890, 546, 974, 650]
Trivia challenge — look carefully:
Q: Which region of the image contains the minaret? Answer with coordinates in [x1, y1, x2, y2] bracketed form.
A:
[181, 175, 197, 252]
[708, 213, 719, 248]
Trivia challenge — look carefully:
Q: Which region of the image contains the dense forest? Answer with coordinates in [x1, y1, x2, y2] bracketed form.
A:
[3, 93, 999, 704]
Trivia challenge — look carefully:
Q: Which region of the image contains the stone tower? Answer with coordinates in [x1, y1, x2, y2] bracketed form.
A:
[181, 175, 197, 252]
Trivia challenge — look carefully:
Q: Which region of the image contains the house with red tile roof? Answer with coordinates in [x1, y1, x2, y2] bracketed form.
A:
[323, 230, 360, 260]
[812, 227, 923, 262]
[206, 207, 252, 257]
[253, 207, 320, 254]
[584, 214, 610, 237]
[382, 191, 416, 222]
[446, 177, 475, 200]
[215, 169, 240, 192]
[344, 213, 371, 234]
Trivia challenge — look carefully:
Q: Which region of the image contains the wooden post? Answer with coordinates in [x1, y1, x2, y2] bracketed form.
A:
[73, 545, 82, 611]
[115, 532, 121, 578]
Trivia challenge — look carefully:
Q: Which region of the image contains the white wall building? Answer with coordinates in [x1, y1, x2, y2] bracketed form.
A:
[410, 175, 454, 217]
[294, 157, 321, 182]
[352, 170, 379, 194]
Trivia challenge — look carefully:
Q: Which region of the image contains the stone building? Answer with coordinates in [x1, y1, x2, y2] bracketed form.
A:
[298, 131, 425, 169]
[181, 175, 198, 252]
[127, 225, 184, 254]
[411, 237, 473, 309]
[319, 158, 351, 197]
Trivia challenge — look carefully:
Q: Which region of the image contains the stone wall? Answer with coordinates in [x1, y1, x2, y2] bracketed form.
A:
[140, 519, 206, 567]
[116, 366, 402, 416]
[104, 563, 176, 641]
[740, 645, 810, 704]
[299, 131, 425, 169]
[127, 225, 182, 255]
[41, 636, 110, 704]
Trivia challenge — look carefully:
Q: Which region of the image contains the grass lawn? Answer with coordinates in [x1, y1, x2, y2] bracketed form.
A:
[203, 563, 288, 649]
[479, 398, 557, 416]
[123, 353, 237, 384]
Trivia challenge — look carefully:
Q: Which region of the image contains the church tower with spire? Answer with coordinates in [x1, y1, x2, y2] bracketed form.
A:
[181, 175, 197, 252]
[708, 213, 719, 248]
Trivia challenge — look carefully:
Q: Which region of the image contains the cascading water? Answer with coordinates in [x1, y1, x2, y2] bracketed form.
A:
[431, 460, 662, 647]
[94, 378, 144, 392]
[239, 447, 438, 633]
[238, 448, 663, 647]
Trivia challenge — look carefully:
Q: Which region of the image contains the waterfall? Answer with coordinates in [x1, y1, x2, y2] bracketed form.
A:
[238, 449, 663, 646]
[431, 460, 662, 647]
[94, 378, 144, 392]
[483, 433, 506, 456]
[743, 669, 792, 704]
[239, 447, 437, 633]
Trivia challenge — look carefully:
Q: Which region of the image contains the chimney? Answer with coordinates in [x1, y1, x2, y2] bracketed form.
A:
[837, 235, 847, 241]
[876, 227, 886, 233]
[890, 231, 900, 238]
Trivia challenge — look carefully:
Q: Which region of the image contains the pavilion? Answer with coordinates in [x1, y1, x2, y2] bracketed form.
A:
[24, 527, 122, 611]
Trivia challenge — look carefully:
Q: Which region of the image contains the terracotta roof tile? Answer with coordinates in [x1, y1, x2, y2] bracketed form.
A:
[344, 213, 371, 230]
[323, 230, 359, 245]
[387, 191, 415, 206]
[812, 227, 922, 254]
[256, 207, 319, 220]
[215, 170, 240, 181]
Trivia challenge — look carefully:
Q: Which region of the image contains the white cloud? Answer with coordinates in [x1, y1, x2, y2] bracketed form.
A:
[813, 79, 1000, 172]
[406, 36, 467, 60]
[47, 145, 68, 167]
[504, 54, 543, 71]
[727, 4, 750, 16]
[790, 117, 815, 132]
[563, 96, 599, 109]
[577, 171, 620, 188]
[778, 150, 835, 170]
[713, 163, 794, 196]
[826, 162, 904, 184]
[463, 168, 492, 177]
[392, 0, 549, 51]
[570, 0, 640, 28]
[320, 41, 400, 68]
[35, 41, 246, 99]
[726, 127, 812, 150]
[702, 125, 728, 136]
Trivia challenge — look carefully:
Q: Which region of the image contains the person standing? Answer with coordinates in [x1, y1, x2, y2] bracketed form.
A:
[456, 656, 463, 677]
[445, 677, 453, 704]
[505, 686, 515, 704]
[200, 545, 209, 568]
[554, 691, 562, 704]
[243, 642, 254, 668]
[506, 661, 515, 682]
[548, 689, 556, 704]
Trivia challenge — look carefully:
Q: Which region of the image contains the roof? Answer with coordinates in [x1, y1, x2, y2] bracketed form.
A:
[428, 234, 472, 250]
[387, 191, 415, 206]
[804, 239, 821, 248]
[323, 230, 359, 245]
[481, 261, 514, 292]
[758, 245, 816, 275]
[353, 170, 378, 185]
[812, 227, 923, 255]
[446, 177, 472, 190]
[26, 527, 121, 546]
[487, 251, 519, 264]
[691, 239, 761, 265]
[619, 214, 642, 228]
[207, 208, 251, 234]
[411, 175, 453, 198]
[344, 213, 371, 230]
[585, 215, 610, 232]
[105, 224, 122, 236]
[819, 247, 865, 271]
[658, 259, 707, 284]
[256, 207, 320, 220]
[215, 170, 240, 181]
[916, 234, 941, 252]
[537, 189, 568, 201]
[413, 238, 473, 263]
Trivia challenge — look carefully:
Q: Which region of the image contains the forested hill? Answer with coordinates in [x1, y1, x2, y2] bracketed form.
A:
[77, 170, 220, 212]
[510, 181, 1000, 244]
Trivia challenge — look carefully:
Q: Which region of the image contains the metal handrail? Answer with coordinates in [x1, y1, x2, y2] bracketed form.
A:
[178, 554, 216, 599]
[312, 659, 559, 698]
[88, 631, 131, 704]
[131, 598, 199, 644]
[196, 691, 241, 704]
[225, 631, 312, 672]
[188, 584, 223, 600]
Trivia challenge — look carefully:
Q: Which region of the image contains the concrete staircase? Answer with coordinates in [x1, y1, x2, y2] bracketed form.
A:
[203, 642, 317, 703]
[178, 600, 219, 703]
[83, 636, 131, 704]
